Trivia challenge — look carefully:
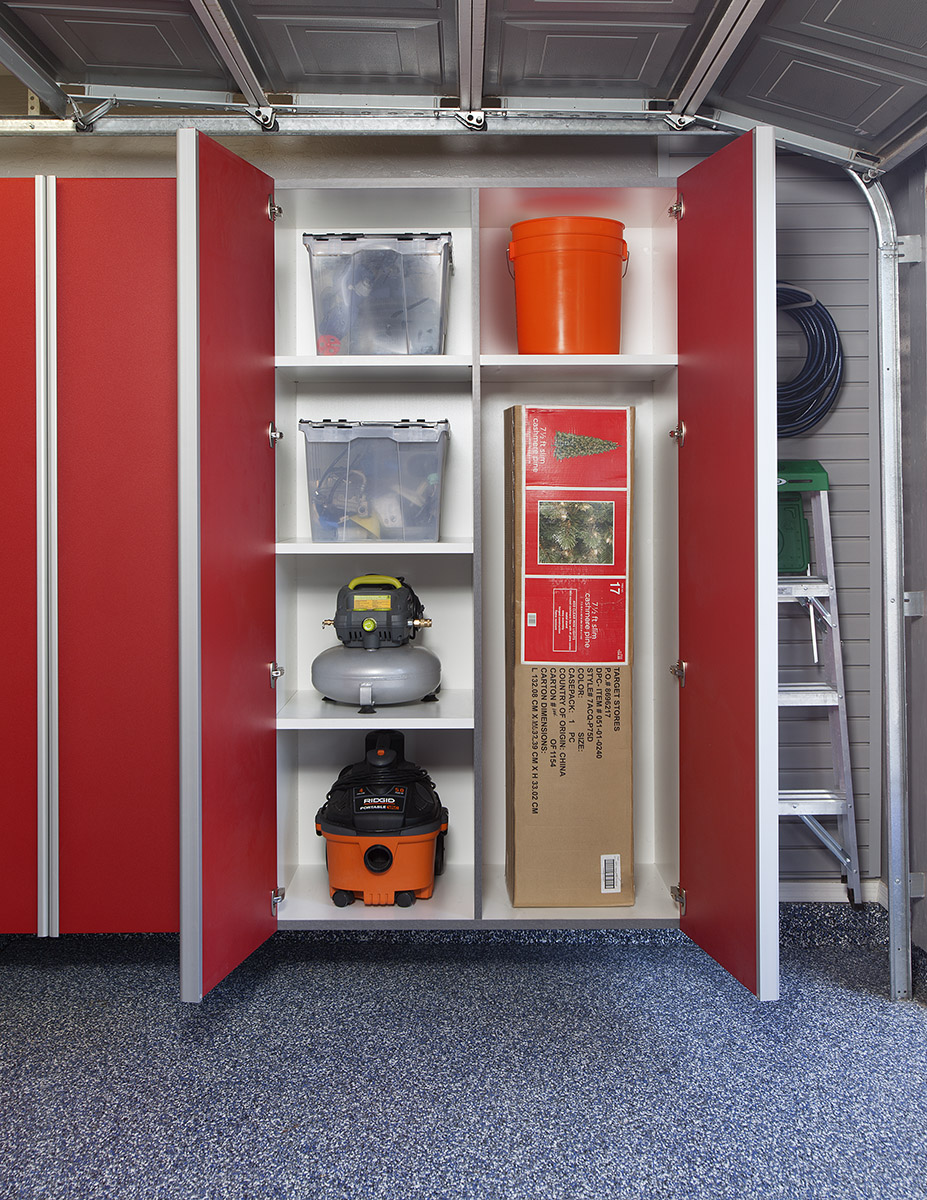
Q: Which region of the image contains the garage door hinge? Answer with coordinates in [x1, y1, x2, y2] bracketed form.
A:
[671, 885, 686, 914]
[455, 109, 485, 130]
[271, 887, 286, 915]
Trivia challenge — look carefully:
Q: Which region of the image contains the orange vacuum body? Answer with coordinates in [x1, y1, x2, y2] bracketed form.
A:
[316, 730, 447, 907]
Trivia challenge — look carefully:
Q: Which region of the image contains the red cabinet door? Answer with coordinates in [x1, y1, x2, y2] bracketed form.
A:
[55, 178, 179, 934]
[178, 131, 278, 1001]
[676, 128, 779, 999]
[0, 179, 39, 934]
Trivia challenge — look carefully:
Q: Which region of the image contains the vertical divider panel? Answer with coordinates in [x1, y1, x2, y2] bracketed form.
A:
[178, 129, 204, 1001]
[753, 128, 780, 1001]
[41, 176, 57, 939]
[471, 187, 483, 919]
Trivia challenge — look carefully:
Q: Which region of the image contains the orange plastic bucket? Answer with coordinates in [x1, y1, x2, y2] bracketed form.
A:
[508, 216, 628, 353]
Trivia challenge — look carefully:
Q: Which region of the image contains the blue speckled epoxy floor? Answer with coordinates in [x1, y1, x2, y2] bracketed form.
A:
[1, 906, 925, 1200]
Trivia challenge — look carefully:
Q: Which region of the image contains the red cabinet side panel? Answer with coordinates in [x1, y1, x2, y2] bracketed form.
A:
[0, 180, 38, 933]
[677, 132, 760, 994]
[196, 135, 277, 995]
[56, 179, 179, 933]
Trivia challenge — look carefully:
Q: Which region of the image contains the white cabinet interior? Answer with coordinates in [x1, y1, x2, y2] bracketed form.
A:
[271, 181, 685, 927]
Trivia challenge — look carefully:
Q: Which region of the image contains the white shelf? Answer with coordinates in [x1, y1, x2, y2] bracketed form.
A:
[276, 355, 472, 383]
[480, 354, 677, 381]
[276, 688, 475, 730]
[276, 537, 474, 555]
[479, 863, 681, 924]
[276, 862, 475, 924]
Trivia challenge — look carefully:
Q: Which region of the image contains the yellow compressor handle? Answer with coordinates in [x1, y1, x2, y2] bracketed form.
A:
[348, 574, 403, 591]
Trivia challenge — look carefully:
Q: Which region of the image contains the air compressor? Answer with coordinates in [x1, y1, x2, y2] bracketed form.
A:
[316, 730, 448, 907]
[311, 574, 441, 711]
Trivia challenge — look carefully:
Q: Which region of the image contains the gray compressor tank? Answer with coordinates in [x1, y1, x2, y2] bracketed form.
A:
[311, 575, 441, 712]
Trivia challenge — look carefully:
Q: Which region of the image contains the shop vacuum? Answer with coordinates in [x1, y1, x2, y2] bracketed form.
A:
[316, 730, 448, 907]
[311, 574, 441, 712]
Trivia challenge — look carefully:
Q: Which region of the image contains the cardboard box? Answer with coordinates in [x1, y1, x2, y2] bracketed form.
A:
[505, 406, 634, 907]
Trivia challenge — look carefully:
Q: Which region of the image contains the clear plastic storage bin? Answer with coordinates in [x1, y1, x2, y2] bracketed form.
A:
[299, 419, 450, 542]
[303, 233, 452, 356]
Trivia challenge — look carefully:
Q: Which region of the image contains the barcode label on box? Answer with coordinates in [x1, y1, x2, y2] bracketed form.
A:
[601, 854, 621, 893]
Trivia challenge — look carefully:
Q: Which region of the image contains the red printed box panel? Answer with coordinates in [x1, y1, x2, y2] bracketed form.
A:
[523, 407, 629, 489]
[521, 407, 631, 666]
[524, 488, 628, 576]
[524, 577, 628, 663]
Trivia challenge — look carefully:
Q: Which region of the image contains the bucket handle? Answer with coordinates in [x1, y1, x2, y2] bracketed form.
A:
[507, 242, 630, 279]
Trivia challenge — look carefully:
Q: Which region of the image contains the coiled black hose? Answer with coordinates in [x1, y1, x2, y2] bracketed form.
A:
[777, 284, 844, 438]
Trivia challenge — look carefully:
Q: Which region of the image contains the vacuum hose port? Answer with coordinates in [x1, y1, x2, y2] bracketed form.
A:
[363, 844, 393, 874]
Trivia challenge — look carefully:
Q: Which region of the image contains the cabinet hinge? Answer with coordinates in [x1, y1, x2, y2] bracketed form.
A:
[270, 662, 285, 688]
[268, 422, 284, 448]
[267, 194, 284, 221]
[271, 887, 286, 915]
[669, 421, 686, 447]
[670, 660, 687, 687]
[670, 884, 686, 914]
[668, 195, 685, 220]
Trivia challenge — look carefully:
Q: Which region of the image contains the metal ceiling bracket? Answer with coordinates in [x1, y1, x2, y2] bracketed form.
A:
[664, 114, 695, 131]
[455, 109, 485, 131]
[250, 106, 278, 132]
[896, 235, 924, 264]
[69, 96, 117, 133]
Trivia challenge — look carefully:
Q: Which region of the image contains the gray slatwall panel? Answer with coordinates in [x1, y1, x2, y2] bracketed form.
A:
[776, 152, 880, 883]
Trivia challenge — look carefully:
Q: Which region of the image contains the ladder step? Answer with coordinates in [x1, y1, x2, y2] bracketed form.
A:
[779, 789, 848, 816]
[778, 576, 831, 599]
[778, 682, 840, 706]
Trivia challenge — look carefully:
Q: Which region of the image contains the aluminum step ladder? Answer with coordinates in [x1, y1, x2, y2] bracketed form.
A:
[778, 461, 862, 903]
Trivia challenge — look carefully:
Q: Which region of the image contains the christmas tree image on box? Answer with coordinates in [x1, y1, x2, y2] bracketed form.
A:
[538, 501, 615, 565]
[554, 431, 620, 460]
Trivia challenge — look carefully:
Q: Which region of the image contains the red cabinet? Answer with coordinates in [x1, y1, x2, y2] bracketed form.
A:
[1, 177, 179, 937]
[4, 127, 778, 1002]
[177, 127, 778, 1000]
[0, 179, 40, 934]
